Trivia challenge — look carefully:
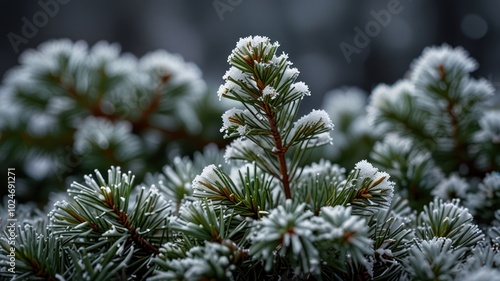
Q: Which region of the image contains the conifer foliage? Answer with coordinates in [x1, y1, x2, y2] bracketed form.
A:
[1, 36, 499, 280]
[0, 40, 222, 202]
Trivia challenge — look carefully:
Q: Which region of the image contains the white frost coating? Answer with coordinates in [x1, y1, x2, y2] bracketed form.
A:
[139, 50, 203, 87]
[251, 201, 318, 271]
[235, 36, 275, 53]
[74, 222, 89, 229]
[280, 67, 300, 83]
[149, 185, 160, 196]
[224, 137, 264, 163]
[355, 160, 379, 179]
[309, 132, 333, 148]
[103, 225, 121, 236]
[102, 186, 112, 194]
[55, 200, 69, 209]
[220, 108, 245, 133]
[292, 81, 311, 97]
[223, 66, 247, 81]
[323, 87, 367, 131]
[73, 117, 142, 162]
[301, 159, 346, 182]
[474, 111, 500, 144]
[375, 248, 396, 263]
[354, 160, 394, 201]
[20, 39, 88, 73]
[94, 263, 103, 272]
[271, 52, 290, 65]
[482, 173, 500, 191]
[461, 268, 500, 281]
[295, 109, 334, 130]
[54, 274, 66, 281]
[89, 41, 120, 66]
[467, 173, 500, 214]
[262, 85, 278, 99]
[461, 77, 495, 100]
[432, 174, 469, 200]
[77, 259, 85, 270]
[192, 164, 218, 190]
[410, 44, 477, 84]
[217, 80, 241, 100]
[26, 113, 57, 138]
[368, 80, 414, 115]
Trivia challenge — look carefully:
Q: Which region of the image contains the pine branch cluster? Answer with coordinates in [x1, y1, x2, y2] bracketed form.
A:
[0, 40, 224, 203]
[1, 36, 499, 280]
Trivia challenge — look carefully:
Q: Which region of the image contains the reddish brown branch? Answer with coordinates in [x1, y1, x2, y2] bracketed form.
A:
[263, 101, 291, 199]
[66, 209, 99, 232]
[104, 196, 159, 255]
[28, 259, 57, 281]
[438, 65, 488, 177]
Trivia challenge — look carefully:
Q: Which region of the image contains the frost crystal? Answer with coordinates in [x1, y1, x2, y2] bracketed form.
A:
[355, 160, 379, 179]
[139, 50, 203, 88]
[217, 81, 241, 100]
[281, 67, 299, 81]
[192, 164, 218, 193]
[367, 80, 414, 130]
[292, 81, 311, 97]
[324, 87, 367, 120]
[250, 201, 319, 273]
[462, 268, 500, 281]
[262, 85, 278, 99]
[234, 35, 277, 56]
[432, 174, 468, 200]
[20, 39, 88, 73]
[74, 117, 142, 161]
[410, 44, 477, 85]
[89, 41, 121, 66]
[474, 111, 500, 144]
[220, 108, 245, 133]
[224, 137, 264, 163]
[223, 66, 247, 81]
[295, 109, 334, 131]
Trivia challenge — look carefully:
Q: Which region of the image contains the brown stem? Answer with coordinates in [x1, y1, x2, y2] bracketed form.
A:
[263, 103, 291, 199]
[251, 71, 292, 199]
[28, 259, 57, 281]
[446, 101, 466, 164]
[66, 209, 100, 232]
[114, 205, 160, 255]
[104, 195, 159, 255]
[439, 65, 488, 177]
[131, 75, 169, 133]
[222, 239, 250, 264]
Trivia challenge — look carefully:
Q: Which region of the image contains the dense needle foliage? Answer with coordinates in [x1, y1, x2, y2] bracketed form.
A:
[0, 36, 499, 280]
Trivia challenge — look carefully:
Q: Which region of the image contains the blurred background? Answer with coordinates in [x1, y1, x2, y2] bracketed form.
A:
[2, 0, 500, 106]
[1, 0, 499, 205]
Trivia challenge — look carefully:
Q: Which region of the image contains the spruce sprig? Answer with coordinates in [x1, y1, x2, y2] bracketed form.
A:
[218, 36, 333, 199]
